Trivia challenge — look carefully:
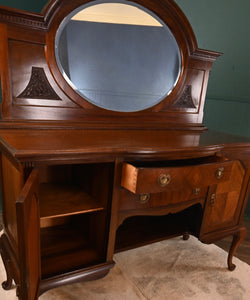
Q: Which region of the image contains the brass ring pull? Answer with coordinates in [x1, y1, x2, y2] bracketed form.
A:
[216, 167, 224, 179]
[139, 193, 150, 204]
[158, 174, 171, 187]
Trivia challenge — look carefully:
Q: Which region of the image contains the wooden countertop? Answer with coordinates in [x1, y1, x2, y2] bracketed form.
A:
[0, 128, 249, 166]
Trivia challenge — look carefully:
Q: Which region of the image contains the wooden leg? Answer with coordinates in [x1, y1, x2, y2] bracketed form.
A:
[16, 285, 21, 299]
[227, 226, 246, 271]
[0, 237, 13, 290]
[183, 233, 190, 241]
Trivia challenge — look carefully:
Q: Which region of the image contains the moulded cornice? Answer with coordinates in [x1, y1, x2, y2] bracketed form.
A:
[0, 5, 46, 30]
[191, 48, 223, 62]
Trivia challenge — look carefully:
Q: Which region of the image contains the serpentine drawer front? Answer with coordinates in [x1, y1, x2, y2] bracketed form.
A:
[121, 158, 233, 195]
[118, 187, 209, 211]
[120, 158, 234, 211]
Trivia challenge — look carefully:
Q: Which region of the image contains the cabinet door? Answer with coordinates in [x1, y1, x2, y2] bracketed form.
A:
[16, 169, 41, 300]
[200, 161, 245, 236]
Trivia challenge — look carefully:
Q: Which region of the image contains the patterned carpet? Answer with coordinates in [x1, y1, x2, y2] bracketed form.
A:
[0, 236, 250, 299]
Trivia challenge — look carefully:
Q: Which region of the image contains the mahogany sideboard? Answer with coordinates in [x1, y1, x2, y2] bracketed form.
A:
[0, 0, 249, 299]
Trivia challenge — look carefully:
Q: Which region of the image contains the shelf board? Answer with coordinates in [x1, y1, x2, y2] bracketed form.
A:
[39, 183, 104, 219]
[41, 224, 104, 278]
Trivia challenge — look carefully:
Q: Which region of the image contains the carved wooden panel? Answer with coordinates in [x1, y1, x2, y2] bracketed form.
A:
[17, 67, 61, 100]
[169, 69, 205, 115]
[8, 40, 78, 108]
[173, 85, 196, 108]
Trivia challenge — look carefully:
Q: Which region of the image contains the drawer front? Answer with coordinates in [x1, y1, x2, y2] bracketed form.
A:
[121, 160, 233, 194]
[119, 186, 207, 211]
[200, 160, 245, 235]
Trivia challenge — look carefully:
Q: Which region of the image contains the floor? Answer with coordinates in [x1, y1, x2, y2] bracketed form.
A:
[0, 214, 249, 265]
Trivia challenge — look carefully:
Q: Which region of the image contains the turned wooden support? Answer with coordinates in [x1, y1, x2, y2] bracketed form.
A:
[227, 226, 246, 271]
[183, 233, 190, 241]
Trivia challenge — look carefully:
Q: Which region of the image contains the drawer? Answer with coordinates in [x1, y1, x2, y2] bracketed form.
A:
[119, 186, 208, 211]
[121, 158, 233, 194]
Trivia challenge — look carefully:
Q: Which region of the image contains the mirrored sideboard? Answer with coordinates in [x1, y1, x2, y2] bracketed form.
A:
[0, 1, 249, 299]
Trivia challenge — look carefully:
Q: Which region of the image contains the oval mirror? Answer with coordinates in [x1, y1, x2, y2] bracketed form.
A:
[55, 0, 182, 112]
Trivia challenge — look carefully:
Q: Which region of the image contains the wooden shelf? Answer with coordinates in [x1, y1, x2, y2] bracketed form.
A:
[41, 224, 104, 278]
[39, 183, 104, 219]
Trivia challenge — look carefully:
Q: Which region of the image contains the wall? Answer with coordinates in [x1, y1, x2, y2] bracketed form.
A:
[175, 0, 250, 218]
[0, 0, 47, 12]
[0, 0, 249, 217]
[175, 0, 250, 135]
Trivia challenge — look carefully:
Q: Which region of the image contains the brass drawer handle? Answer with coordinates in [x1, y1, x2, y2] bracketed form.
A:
[210, 193, 216, 206]
[216, 167, 224, 179]
[139, 193, 150, 204]
[158, 174, 171, 187]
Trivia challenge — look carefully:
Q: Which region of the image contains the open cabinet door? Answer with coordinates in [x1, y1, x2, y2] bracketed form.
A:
[16, 169, 41, 300]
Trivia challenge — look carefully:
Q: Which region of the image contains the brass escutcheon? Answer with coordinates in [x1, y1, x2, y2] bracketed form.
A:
[139, 193, 150, 204]
[216, 167, 224, 179]
[193, 187, 201, 195]
[210, 193, 216, 206]
[158, 173, 171, 187]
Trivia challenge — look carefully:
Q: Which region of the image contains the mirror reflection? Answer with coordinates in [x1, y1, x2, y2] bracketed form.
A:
[55, 1, 181, 112]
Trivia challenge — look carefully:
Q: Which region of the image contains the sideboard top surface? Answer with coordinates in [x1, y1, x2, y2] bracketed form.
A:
[0, 129, 249, 165]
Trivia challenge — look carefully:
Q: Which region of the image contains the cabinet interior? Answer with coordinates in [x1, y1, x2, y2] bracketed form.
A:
[115, 204, 203, 252]
[38, 163, 114, 278]
[127, 155, 228, 168]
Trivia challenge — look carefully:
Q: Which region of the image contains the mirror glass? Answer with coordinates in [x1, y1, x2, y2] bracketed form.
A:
[55, 0, 181, 112]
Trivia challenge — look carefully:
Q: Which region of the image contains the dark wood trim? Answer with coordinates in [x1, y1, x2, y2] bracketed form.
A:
[39, 262, 115, 296]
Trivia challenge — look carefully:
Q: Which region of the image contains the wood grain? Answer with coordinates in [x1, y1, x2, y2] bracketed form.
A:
[40, 223, 103, 278]
[39, 183, 104, 219]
